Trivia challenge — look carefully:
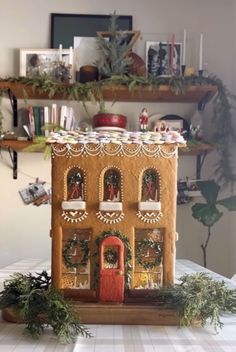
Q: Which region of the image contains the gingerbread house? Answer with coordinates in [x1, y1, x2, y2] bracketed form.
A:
[50, 132, 182, 323]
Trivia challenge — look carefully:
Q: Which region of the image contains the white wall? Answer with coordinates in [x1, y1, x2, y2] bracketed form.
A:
[0, 0, 235, 277]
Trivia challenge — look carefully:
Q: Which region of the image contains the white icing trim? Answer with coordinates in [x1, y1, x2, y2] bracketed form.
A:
[99, 201, 123, 211]
[52, 143, 178, 159]
[139, 201, 161, 211]
[136, 211, 163, 223]
[62, 200, 86, 210]
[96, 211, 125, 224]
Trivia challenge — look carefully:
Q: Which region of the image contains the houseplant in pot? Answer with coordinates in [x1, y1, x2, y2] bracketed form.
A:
[93, 100, 127, 130]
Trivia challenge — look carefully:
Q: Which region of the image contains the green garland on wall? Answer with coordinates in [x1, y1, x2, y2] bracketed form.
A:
[0, 74, 236, 184]
[93, 229, 132, 289]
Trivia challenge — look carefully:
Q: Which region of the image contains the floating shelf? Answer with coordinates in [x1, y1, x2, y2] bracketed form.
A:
[0, 82, 217, 103]
[0, 81, 217, 179]
[0, 139, 31, 151]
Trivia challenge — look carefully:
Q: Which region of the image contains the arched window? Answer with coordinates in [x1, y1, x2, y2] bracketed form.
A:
[67, 167, 85, 201]
[103, 168, 121, 202]
[141, 168, 160, 202]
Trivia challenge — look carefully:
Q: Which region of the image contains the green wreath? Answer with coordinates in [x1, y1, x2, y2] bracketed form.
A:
[136, 239, 162, 270]
[62, 238, 89, 270]
[104, 248, 118, 265]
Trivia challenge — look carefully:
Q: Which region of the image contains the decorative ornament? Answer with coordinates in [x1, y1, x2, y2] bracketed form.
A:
[62, 238, 89, 270]
[136, 211, 163, 223]
[96, 211, 124, 224]
[136, 239, 162, 270]
[62, 210, 88, 223]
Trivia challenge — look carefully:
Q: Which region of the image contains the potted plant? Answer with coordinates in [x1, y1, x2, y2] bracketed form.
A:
[96, 12, 135, 78]
[93, 100, 127, 130]
[0, 271, 91, 342]
[191, 180, 236, 267]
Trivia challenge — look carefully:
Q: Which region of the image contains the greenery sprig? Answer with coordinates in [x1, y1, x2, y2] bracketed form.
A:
[157, 272, 236, 332]
[0, 271, 91, 342]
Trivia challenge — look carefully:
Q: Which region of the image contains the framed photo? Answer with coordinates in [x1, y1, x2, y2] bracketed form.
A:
[177, 179, 204, 204]
[153, 119, 183, 133]
[146, 41, 182, 77]
[19, 48, 74, 78]
[50, 13, 132, 48]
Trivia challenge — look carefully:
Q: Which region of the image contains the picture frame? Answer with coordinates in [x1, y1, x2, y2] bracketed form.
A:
[153, 119, 183, 133]
[50, 13, 133, 48]
[177, 179, 203, 199]
[19, 48, 74, 79]
[146, 41, 182, 77]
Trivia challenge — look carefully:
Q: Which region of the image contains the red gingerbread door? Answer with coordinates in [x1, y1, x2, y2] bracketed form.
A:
[99, 236, 124, 302]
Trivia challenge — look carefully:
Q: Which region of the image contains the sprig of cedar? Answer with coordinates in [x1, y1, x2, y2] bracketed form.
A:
[0, 271, 91, 342]
[156, 272, 236, 332]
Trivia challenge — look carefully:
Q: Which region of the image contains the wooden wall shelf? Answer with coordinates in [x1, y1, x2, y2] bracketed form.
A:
[0, 81, 217, 104]
[0, 81, 217, 179]
[0, 139, 31, 151]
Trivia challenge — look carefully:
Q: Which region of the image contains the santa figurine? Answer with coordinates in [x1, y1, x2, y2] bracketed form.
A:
[139, 107, 149, 132]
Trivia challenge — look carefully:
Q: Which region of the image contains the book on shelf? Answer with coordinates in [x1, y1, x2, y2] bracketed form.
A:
[33, 106, 41, 136]
[27, 104, 76, 137]
[44, 106, 49, 137]
[51, 103, 57, 126]
[28, 106, 35, 136]
[65, 106, 75, 130]
[60, 105, 68, 129]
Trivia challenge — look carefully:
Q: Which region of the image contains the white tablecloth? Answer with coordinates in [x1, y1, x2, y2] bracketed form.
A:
[0, 259, 235, 352]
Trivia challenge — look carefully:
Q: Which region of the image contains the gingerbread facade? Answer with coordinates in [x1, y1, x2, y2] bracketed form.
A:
[51, 140, 179, 303]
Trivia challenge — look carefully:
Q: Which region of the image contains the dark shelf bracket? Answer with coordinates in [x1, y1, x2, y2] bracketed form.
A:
[7, 147, 18, 179]
[198, 91, 212, 111]
[196, 151, 208, 179]
[8, 89, 18, 127]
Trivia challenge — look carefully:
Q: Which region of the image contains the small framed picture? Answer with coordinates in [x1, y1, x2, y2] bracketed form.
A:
[154, 119, 183, 133]
[19, 183, 47, 205]
[19, 48, 74, 79]
[146, 41, 182, 76]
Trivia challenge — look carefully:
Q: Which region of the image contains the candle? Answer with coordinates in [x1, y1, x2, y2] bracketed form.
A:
[69, 46, 73, 65]
[170, 34, 175, 75]
[59, 44, 62, 62]
[199, 33, 203, 70]
[182, 29, 186, 65]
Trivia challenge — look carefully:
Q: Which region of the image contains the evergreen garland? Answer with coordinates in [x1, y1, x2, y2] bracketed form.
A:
[0, 73, 236, 184]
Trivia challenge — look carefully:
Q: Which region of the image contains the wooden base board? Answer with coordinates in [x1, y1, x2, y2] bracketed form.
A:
[72, 302, 179, 325]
